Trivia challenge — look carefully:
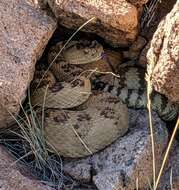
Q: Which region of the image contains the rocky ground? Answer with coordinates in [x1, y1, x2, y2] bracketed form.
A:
[0, 0, 178, 190]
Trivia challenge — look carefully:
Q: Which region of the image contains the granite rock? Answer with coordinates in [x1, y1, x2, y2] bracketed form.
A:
[147, 1, 179, 103]
[47, 0, 148, 47]
[0, 0, 56, 128]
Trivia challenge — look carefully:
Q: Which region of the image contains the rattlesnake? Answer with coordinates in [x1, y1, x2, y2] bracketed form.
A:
[44, 92, 128, 158]
[31, 39, 178, 158]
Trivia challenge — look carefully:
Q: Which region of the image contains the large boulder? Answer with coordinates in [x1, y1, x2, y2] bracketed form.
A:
[0, 0, 56, 128]
[147, 1, 179, 103]
[47, 0, 148, 47]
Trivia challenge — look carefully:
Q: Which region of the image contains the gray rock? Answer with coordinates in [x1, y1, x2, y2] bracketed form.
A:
[63, 109, 168, 190]
[0, 145, 54, 190]
[0, 0, 56, 128]
[47, 0, 147, 47]
[158, 141, 179, 190]
[64, 162, 92, 183]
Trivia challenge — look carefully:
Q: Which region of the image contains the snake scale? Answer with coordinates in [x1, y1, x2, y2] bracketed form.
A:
[32, 40, 178, 158]
[47, 40, 174, 119]
[92, 78, 178, 121]
[90, 65, 178, 121]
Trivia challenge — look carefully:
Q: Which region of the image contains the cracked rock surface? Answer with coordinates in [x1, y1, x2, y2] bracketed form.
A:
[47, 0, 148, 47]
[63, 109, 169, 190]
[0, 0, 56, 128]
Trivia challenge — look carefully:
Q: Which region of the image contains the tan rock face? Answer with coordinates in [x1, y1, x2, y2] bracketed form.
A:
[147, 1, 179, 103]
[0, 0, 56, 128]
[47, 0, 147, 47]
[0, 145, 54, 190]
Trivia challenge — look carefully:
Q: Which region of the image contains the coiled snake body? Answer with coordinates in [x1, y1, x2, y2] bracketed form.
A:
[38, 40, 178, 121]
[31, 40, 178, 158]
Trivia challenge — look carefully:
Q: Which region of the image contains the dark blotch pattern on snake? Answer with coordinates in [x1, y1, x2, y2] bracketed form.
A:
[91, 67, 178, 121]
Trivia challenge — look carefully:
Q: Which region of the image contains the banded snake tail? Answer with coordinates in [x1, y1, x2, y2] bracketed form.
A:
[91, 78, 178, 121]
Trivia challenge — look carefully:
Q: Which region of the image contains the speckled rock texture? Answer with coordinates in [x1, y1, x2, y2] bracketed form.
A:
[158, 141, 179, 190]
[47, 0, 148, 47]
[147, 1, 179, 103]
[0, 145, 54, 190]
[0, 0, 56, 128]
[63, 109, 168, 190]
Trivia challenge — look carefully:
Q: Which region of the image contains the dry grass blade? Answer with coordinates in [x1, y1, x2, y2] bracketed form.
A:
[41, 85, 49, 132]
[141, 0, 162, 29]
[75, 68, 121, 81]
[146, 72, 156, 190]
[4, 87, 64, 188]
[170, 168, 173, 190]
[70, 125, 93, 155]
[155, 117, 179, 189]
[136, 177, 139, 190]
[148, 177, 154, 190]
